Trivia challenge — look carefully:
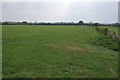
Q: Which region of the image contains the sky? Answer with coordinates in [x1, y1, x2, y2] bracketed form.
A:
[1, 0, 119, 24]
[118, 1, 120, 23]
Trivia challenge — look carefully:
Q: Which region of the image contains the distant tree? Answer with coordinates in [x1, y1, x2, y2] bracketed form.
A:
[22, 21, 27, 25]
[2, 21, 8, 25]
[89, 22, 93, 26]
[78, 21, 84, 25]
[94, 23, 99, 27]
[118, 23, 120, 27]
[114, 23, 120, 27]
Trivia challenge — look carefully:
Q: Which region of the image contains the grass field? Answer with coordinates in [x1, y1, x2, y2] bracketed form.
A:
[2, 25, 118, 78]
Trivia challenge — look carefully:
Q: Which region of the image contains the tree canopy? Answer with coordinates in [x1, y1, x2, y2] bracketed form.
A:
[78, 21, 84, 25]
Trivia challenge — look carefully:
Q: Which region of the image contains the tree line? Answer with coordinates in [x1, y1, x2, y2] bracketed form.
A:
[0, 21, 120, 27]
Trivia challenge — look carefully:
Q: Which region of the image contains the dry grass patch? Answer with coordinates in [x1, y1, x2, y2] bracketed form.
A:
[43, 43, 85, 52]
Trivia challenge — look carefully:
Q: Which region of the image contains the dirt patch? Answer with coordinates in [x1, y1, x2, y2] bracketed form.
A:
[66, 46, 83, 51]
[109, 68, 118, 76]
[43, 43, 84, 51]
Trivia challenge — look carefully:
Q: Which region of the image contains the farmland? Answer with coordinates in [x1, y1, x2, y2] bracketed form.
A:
[2, 25, 118, 78]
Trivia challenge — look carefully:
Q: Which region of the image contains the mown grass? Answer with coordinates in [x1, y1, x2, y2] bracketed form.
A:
[2, 25, 118, 78]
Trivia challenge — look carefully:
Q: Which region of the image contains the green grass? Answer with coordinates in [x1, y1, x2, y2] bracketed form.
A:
[91, 26, 119, 51]
[100, 26, 119, 35]
[90, 35, 119, 51]
[2, 25, 118, 78]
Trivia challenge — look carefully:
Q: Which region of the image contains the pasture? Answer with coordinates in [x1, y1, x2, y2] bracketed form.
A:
[2, 25, 118, 78]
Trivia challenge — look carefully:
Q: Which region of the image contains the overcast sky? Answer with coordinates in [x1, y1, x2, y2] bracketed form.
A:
[2, 1, 118, 23]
